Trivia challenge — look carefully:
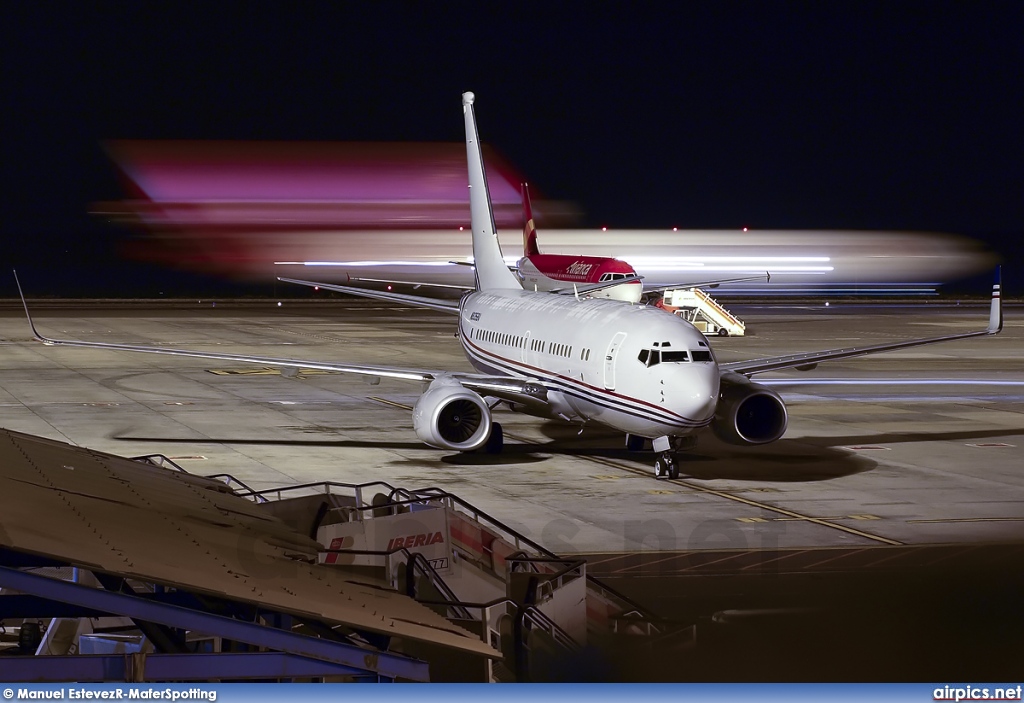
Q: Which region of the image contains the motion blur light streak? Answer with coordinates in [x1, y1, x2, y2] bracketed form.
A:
[99, 140, 997, 294]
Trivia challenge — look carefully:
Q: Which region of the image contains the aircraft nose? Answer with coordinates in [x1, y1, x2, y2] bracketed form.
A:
[674, 364, 720, 422]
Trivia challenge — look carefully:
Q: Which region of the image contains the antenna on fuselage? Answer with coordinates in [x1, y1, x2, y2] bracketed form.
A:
[462, 92, 523, 293]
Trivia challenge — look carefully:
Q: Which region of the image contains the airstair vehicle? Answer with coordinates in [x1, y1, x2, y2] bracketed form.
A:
[659, 287, 746, 337]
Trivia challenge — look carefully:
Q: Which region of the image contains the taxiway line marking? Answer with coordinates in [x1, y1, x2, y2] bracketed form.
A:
[643, 467, 902, 546]
[367, 396, 415, 411]
[363, 396, 904, 547]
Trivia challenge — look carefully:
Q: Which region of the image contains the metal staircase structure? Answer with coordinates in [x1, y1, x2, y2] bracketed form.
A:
[0, 434, 688, 682]
[660, 287, 747, 336]
[234, 478, 692, 681]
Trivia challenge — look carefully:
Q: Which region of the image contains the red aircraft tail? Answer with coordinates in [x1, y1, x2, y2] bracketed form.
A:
[522, 182, 541, 256]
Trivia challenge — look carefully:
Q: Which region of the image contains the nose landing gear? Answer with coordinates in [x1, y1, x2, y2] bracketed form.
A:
[650, 434, 696, 480]
[654, 453, 679, 480]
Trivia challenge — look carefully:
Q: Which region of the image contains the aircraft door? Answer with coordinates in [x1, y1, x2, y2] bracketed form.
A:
[522, 331, 532, 363]
[603, 332, 627, 390]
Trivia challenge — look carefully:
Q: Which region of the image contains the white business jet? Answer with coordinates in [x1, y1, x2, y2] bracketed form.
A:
[17, 92, 1003, 479]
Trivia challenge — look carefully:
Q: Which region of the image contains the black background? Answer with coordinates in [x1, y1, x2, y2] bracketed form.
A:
[5, 2, 1023, 296]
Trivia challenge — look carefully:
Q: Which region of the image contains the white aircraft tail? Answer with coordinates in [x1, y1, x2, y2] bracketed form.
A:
[463, 92, 522, 292]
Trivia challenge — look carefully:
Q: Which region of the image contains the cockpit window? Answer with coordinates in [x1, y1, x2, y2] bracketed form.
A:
[690, 350, 713, 362]
[640, 348, 691, 366]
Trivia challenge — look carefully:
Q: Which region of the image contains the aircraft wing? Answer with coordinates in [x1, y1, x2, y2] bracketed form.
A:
[15, 273, 547, 406]
[278, 277, 461, 313]
[723, 271, 1002, 376]
[548, 274, 644, 296]
[345, 275, 473, 292]
[642, 273, 771, 296]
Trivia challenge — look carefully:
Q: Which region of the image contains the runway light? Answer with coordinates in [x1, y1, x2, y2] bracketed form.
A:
[314, 286, 319, 291]
[673, 227, 678, 232]
[743, 227, 748, 232]
[387, 285, 393, 291]
[602, 226, 607, 232]
[277, 301, 282, 307]
[459, 226, 464, 231]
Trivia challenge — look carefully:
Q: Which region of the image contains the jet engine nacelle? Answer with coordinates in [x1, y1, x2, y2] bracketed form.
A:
[412, 379, 492, 451]
[711, 372, 788, 445]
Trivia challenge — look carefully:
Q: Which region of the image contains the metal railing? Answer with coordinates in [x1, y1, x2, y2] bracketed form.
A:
[226, 478, 670, 637]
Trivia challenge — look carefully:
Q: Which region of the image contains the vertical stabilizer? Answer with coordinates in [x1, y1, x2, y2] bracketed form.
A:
[463, 92, 522, 291]
[522, 182, 541, 256]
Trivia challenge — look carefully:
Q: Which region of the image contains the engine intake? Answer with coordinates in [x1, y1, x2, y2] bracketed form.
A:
[412, 379, 492, 451]
[711, 372, 788, 445]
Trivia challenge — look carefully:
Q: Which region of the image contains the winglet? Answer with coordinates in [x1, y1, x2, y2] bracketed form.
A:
[13, 270, 52, 345]
[988, 265, 1002, 334]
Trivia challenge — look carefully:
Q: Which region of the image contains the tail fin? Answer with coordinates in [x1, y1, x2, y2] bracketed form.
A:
[462, 92, 522, 292]
[522, 182, 540, 256]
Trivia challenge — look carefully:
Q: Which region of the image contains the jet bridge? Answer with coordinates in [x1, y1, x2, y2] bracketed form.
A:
[0, 426, 685, 682]
[0, 428, 496, 682]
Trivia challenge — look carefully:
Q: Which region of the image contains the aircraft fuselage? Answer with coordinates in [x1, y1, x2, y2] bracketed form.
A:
[516, 254, 643, 303]
[458, 289, 719, 437]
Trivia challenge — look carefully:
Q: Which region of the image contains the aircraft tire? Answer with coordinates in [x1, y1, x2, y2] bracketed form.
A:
[667, 459, 679, 480]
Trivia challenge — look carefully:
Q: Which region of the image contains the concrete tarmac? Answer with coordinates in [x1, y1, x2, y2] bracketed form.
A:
[1, 298, 1022, 555]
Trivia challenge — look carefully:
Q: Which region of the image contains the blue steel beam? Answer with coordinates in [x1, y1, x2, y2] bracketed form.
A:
[0, 566, 428, 681]
[0, 652, 375, 682]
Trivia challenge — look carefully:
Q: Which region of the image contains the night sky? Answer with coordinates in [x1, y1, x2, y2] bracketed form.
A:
[5, 3, 1023, 296]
